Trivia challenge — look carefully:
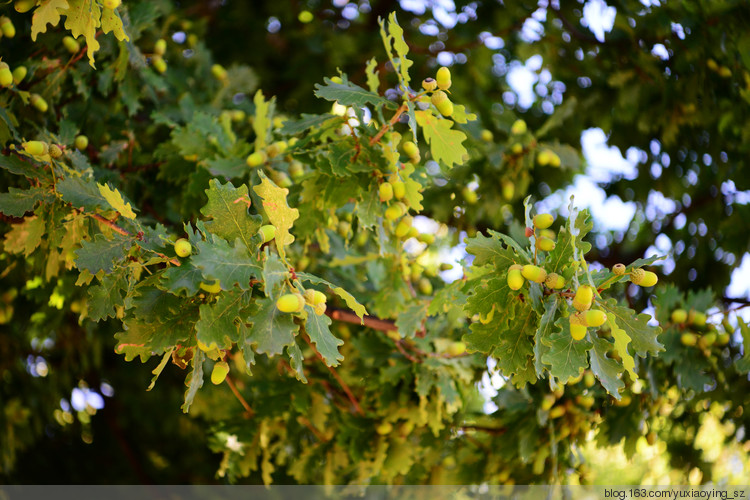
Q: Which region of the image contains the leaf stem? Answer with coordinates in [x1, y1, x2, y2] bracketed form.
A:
[224, 375, 255, 418]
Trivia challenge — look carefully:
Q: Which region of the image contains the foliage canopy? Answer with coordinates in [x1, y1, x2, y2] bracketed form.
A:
[1, 0, 749, 485]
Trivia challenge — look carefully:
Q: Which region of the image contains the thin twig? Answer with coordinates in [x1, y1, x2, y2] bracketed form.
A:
[298, 417, 327, 442]
[394, 340, 421, 363]
[225, 375, 255, 418]
[90, 213, 131, 237]
[303, 334, 365, 416]
[326, 308, 397, 331]
[369, 102, 408, 146]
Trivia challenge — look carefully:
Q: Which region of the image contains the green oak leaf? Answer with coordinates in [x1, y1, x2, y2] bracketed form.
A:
[533, 295, 559, 377]
[280, 114, 337, 135]
[599, 298, 663, 356]
[544, 208, 593, 274]
[652, 284, 683, 324]
[628, 254, 668, 272]
[253, 171, 299, 256]
[492, 303, 537, 387]
[161, 263, 204, 296]
[115, 306, 199, 362]
[87, 272, 127, 321]
[304, 306, 343, 367]
[0, 187, 50, 217]
[355, 183, 380, 229]
[182, 348, 205, 413]
[737, 318, 750, 373]
[130, 285, 185, 323]
[191, 238, 262, 290]
[286, 342, 308, 383]
[465, 230, 525, 269]
[588, 335, 625, 398]
[200, 179, 261, 250]
[0, 152, 43, 178]
[414, 110, 468, 169]
[195, 291, 248, 350]
[674, 350, 713, 392]
[511, 358, 538, 388]
[541, 317, 592, 381]
[428, 280, 468, 316]
[464, 321, 498, 354]
[464, 276, 516, 317]
[313, 79, 390, 108]
[75, 233, 131, 274]
[204, 157, 247, 179]
[57, 176, 109, 212]
[327, 140, 356, 176]
[395, 301, 429, 338]
[244, 297, 298, 357]
[262, 249, 289, 301]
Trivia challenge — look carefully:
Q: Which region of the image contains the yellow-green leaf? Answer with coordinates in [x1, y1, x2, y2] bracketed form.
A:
[100, 7, 129, 42]
[414, 110, 468, 169]
[332, 286, 366, 322]
[62, 0, 101, 68]
[609, 317, 637, 381]
[253, 171, 299, 257]
[253, 90, 272, 151]
[365, 57, 379, 93]
[98, 183, 136, 219]
[385, 12, 412, 88]
[31, 0, 70, 41]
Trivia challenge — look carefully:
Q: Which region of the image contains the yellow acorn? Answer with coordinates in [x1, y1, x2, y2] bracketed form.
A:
[435, 66, 451, 90]
[584, 310, 607, 328]
[276, 293, 305, 313]
[521, 264, 547, 284]
[573, 285, 594, 311]
[533, 213, 554, 229]
[544, 272, 565, 289]
[507, 264, 524, 290]
[431, 90, 454, 117]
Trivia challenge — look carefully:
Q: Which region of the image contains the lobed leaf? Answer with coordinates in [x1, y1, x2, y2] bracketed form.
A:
[200, 179, 261, 250]
[414, 110, 468, 170]
[541, 317, 592, 381]
[253, 171, 299, 257]
[191, 238, 262, 291]
[304, 307, 344, 367]
[244, 298, 298, 357]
